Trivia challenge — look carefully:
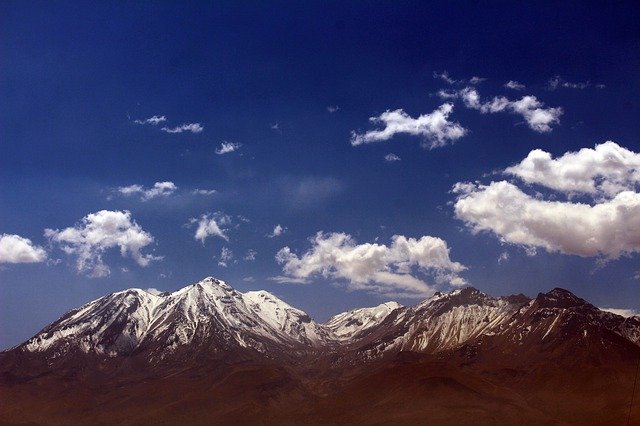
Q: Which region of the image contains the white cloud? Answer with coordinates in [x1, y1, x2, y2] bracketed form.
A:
[548, 75, 589, 90]
[134, 115, 167, 125]
[384, 153, 401, 162]
[145, 288, 163, 295]
[0, 234, 47, 264]
[215, 141, 242, 155]
[596, 84, 606, 89]
[327, 105, 340, 113]
[455, 181, 640, 259]
[351, 104, 467, 149]
[191, 213, 231, 244]
[45, 210, 160, 278]
[161, 123, 203, 134]
[274, 232, 467, 297]
[600, 307, 639, 318]
[218, 247, 233, 267]
[267, 224, 286, 238]
[504, 80, 525, 90]
[439, 87, 562, 133]
[243, 276, 255, 282]
[270, 122, 280, 131]
[244, 249, 257, 261]
[192, 188, 217, 196]
[117, 181, 177, 201]
[504, 141, 640, 198]
[451, 142, 640, 261]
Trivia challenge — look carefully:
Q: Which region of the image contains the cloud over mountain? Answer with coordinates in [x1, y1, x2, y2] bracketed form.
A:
[45, 210, 160, 278]
[274, 232, 466, 297]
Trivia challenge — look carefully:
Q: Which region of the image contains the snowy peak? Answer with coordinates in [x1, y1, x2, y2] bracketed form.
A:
[13, 278, 640, 367]
[325, 301, 404, 341]
[21, 277, 328, 359]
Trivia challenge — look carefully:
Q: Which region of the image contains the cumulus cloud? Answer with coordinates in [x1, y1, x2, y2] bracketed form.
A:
[453, 142, 640, 260]
[350, 104, 467, 149]
[117, 181, 177, 201]
[215, 141, 242, 155]
[133, 115, 167, 125]
[600, 307, 639, 318]
[192, 188, 217, 196]
[384, 153, 401, 162]
[548, 76, 589, 90]
[504, 141, 640, 198]
[439, 87, 563, 133]
[218, 247, 233, 267]
[161, 123, 203, 134]
[191, 213, 231, 243]
[504, 80, 525, 90]
[45, 210, 160, 278]
[267, 224, 286, 238]
[273, 232, 467, 297]
[0, 234, 47, 264]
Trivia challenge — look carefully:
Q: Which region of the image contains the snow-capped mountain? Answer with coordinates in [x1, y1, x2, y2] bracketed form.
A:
[21, 277, 330, 361]
[2, 276, 640, 425]
[338, 286, 640, 363]
[7, 276, 640, 367]
[325, 301, 403, 342]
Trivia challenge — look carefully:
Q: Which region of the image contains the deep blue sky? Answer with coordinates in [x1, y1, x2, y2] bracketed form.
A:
[1, 1, 639, 349]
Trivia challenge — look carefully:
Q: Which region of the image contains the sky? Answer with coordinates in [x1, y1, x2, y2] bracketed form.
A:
[1, 1, 640, 349]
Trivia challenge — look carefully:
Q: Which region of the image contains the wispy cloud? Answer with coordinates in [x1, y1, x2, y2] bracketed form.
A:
[267, 224, 286, 238]
[215, 141, 242, 155]
[548, 75, 589, 90]
[327, 105, 340, 113]
[384, 153, 401, 162]
[439, 87, 563, 133]
[192, 189, 217, 196]
[433, 71, 485, 85]
[133, 115, 167, 125]
[504, 80, 525, 90]
[244, 249, 257, 261]
[0, 234, 47, 264]
[280, 176, 344, 210]
[161, 123, 204, 134]
[117, 181, 177, 201]
[217, 247, 233, 267]
[351, 104, 467, 149]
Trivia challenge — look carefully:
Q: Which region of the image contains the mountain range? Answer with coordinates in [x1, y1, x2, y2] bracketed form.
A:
[1, 276, 639, 425]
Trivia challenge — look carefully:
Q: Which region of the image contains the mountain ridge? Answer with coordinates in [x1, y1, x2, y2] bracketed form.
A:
[2, 276, 639, 425]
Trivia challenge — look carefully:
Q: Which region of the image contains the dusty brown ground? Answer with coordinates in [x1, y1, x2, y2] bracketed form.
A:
[2, 351, 638, 425]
